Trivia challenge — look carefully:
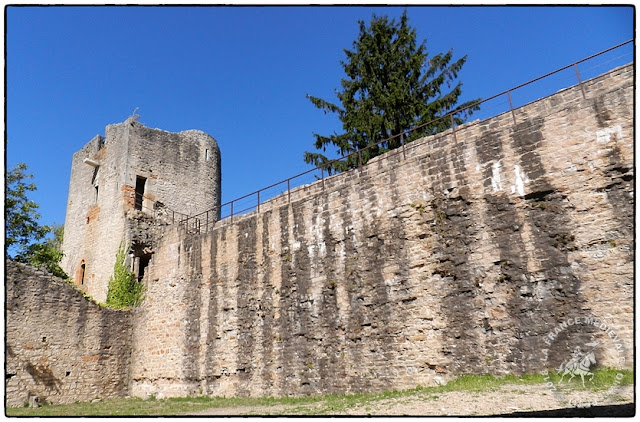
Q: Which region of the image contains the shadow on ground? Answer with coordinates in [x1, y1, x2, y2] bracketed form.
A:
[496, 403, 634, 417]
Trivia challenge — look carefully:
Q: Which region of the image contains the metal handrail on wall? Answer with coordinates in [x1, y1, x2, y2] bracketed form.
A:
[178, 39, 633, 234]
[131, 191, 190, 225]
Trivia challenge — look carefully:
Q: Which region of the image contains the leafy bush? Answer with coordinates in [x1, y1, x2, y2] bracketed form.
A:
[105, 245, 145, 308]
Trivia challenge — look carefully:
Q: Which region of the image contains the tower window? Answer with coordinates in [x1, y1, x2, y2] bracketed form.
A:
[135, 176, 147, 211]
[77, 261, 86, 286]
[205, 149, 211, 161]
[94, 185, 99, 203]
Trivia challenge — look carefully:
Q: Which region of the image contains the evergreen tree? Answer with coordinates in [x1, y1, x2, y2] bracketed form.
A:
[305, 11, 480, 174]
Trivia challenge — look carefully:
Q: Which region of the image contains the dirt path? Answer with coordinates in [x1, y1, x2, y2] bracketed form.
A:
[186, 384, 634, 416]
[343, 384, 634, 416]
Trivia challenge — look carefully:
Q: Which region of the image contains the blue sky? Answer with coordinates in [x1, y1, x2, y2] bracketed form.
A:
[6, 5, 634, 229]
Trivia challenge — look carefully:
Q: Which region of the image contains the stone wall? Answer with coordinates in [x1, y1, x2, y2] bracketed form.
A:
[131, 64, 633, 398]
[9, 64, 633, 406]
[5, 260, 133, 407]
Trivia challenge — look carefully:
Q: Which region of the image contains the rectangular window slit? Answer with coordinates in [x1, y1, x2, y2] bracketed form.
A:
[135, 176, 147, 210]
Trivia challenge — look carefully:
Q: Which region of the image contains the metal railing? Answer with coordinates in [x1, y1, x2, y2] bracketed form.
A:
[177, 39, 633, 234]
[130, 191, 190, 225]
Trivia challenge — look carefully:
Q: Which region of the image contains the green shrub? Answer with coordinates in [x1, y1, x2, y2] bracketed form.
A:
[105, 245, 145, 309]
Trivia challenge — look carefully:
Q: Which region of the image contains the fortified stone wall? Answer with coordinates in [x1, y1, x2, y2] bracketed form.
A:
[5, 260, 133, 407]
[131, 64, 633, 399]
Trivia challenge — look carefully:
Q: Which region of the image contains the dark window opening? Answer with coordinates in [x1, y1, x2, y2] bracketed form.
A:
[137, 254, 151, 282]
[79, 262, 86, 285]
[135, 176, 147, 210]
[94, 185, 99, 203]
[91, 167, 98, 185]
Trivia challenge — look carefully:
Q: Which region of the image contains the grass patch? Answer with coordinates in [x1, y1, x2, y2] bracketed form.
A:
[5, 395, 322, 417]
[6, 368, 633, 416]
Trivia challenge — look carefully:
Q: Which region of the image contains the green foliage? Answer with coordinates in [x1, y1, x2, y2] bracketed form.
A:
[6, 163, 49, 251]
[7, 163, 69, 279]
[18, 224, 68, 279]
[305, 10, 480, 174]
[105, 246, 145, 309]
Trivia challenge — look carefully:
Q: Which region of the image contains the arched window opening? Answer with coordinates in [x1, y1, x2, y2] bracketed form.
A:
[77, 260, 86, 286]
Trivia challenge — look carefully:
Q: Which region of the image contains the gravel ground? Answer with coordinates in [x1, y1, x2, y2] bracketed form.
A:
[342, 384, 634, 416]
[187, 384, 634, 416]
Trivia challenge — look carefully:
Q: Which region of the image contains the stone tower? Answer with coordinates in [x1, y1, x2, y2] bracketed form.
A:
[61, 118, 221, 302]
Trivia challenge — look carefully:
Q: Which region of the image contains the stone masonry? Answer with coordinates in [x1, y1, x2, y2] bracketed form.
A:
[6, 64, 633, 406]
[60, 119, 221, 303]
[5, 260, 133, 407]
[130, 64, 633, 398]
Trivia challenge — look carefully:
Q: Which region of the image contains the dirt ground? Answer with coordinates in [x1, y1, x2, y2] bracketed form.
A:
[187, 384, 634, 416]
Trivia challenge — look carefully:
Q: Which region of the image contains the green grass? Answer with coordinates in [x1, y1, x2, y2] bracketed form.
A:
[5, 395, 321, 417]
[6, 368, 633, 416]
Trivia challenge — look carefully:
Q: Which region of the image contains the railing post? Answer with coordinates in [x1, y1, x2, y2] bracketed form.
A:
[321, 168, 325, 191]
[400, 133, 406, 160]
[574, 63, 587, 99]
[358, 150, 363, 169]
[230, 201, 234, 223]
[257, 191, 260, 213]
[287, 179, 291, 203]
[507, 90, 517, 125]
[450, 114, 458, 143]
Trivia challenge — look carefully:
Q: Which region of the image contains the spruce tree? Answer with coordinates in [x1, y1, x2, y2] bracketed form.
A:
[305, 11, 480, 174]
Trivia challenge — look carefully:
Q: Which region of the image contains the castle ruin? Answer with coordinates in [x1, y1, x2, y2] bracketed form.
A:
[6, 63, 634, 406]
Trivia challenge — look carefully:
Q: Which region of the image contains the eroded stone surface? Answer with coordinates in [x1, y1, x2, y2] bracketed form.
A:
[132, 64, 633, 398]
[5, 261, 133, 407]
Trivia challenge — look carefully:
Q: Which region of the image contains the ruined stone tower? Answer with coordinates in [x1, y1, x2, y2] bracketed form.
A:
[60, 118, 221, 302]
